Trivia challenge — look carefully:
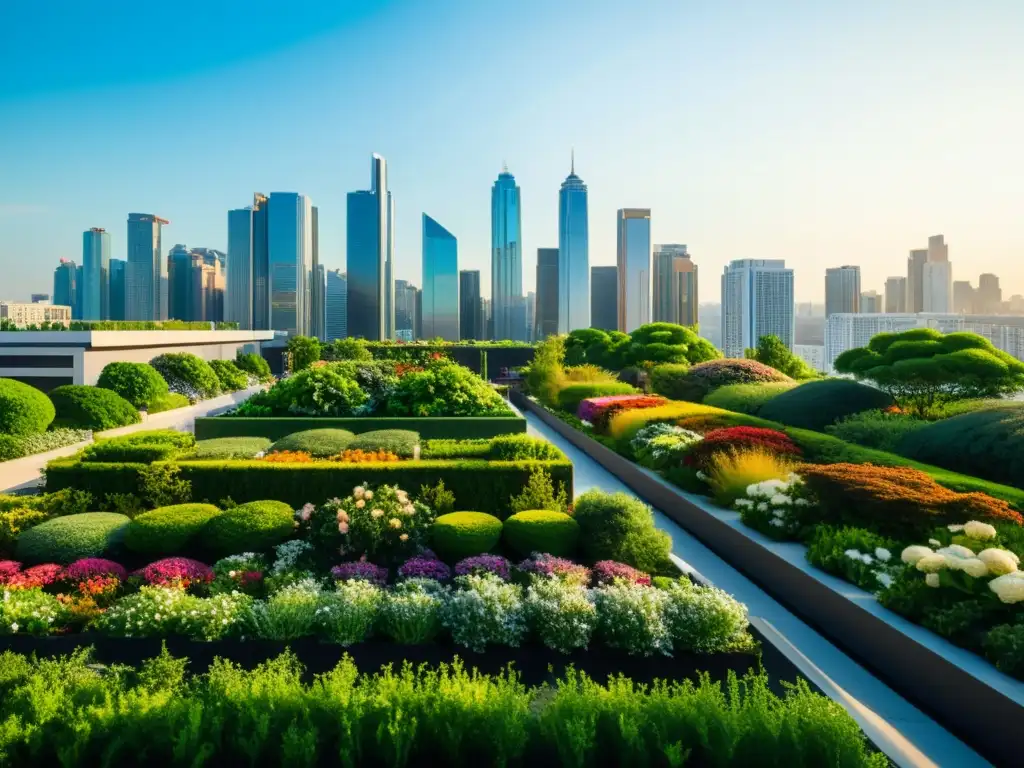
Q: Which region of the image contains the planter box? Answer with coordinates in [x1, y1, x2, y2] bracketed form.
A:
[194, 415, 527, 441]
[512, 392, 1024, 767]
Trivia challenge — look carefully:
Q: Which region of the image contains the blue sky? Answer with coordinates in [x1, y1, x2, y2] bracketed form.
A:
[2, 0, 1023, 303]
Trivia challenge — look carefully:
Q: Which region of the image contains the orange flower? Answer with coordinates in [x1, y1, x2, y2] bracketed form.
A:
[328, 449, 401, 464]
[263, 450, 314, 463]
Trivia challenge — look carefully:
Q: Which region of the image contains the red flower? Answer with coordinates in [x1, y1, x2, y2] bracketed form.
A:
[686, 426, 802, 470]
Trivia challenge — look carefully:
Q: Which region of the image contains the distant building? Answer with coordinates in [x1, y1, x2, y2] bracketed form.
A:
[459, 270, 482, 341]
[652, 244, 698, 326]
[0, 302, 71, 327]
[491, 166, 523, 340]
[109, 259, 126, 321]
[53, 259, 77, 318]
[721, 259, 794, 358]
[126, 213, 169, 321]
[311, 263, 327, 341]
[616, 209, 651, 332]
[169, 245, 225, 322]
[884, 276, 907, 313]
[978, 274, 1002, 314]
[30, 294, 50, 304]
[226, 193, 268, 330]
[535, 248, 559, 340]
[825, 266, 860, 316]
[923, 261, 953, 313]
[793, 344, 826, 373]
[558, 153, 589, 332]
[422, 214, 459, 341]
[81, 228, 111, 320]
[347, 155, 394, 340]
[907, 249, 928, 313]
[266, 193, 315, 336]
[325, 270, 347, 341]
[860, 290, 882, 313]
[953, 281, 975, 314]
[590, 266, 618, 331]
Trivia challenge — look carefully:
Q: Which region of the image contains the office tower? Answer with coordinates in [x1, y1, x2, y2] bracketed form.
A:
[491, 165, 522, 340]
[953, 281, 975, 314]
[227, 193, 268, 330]
[590, 266, 618, 331]
[167, 244, 193, 320]
[978, 274, 1002, 314]
[394, 280, 416, 335]
[482, 297, 493, 339]
[907, 249, 928, 313]
[721, 259, 795, 358]
[265, 193, 314, 336]
[75, 266, 84, 318]
[860, 290, 882, 313]
[535, 248, 559, 339]
[30, 294, 49, 303]
[109, 259, 126, 320]
[652, 244, 698, 326]
[525, 291, 536, 343]
[920, 234, 952, 313]
[194, 254, 224, 322]
[311, 264, 327, 341]
[53, 259, 77, 318]
[459, 270, 482, 341]
[421, 214, 459, 341]
[414, 287, 423, 340]
[616, 208, 651, 332]
[884, 276, 907, 313]
[167, 246, 225, 322]
[928, 234, 949, 263]
[825, 266, 861, 316]
[325, 270, 347, 341]
[81, 227, 111, 320]
[347, 155, 394, 340]
[558, 152, 588, 332]
[126, 213, 169, 320]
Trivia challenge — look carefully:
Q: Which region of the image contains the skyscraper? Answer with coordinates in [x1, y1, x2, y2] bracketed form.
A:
[590, 266, 618, 331]
[721, 259, 795, 358]
[825, 266, 861, 316]
[459, 270, 482, 341]
[311, 263, 327, 341]
[81, 228, 111, 320]
[347, 155, 394, 340]
[922, 235, 952, 313]
[422, 214, 459, 341]
[168, 245, 225, 322]
[53, 259, 77, 317]
[652, 244, 698, 326]
[76, 266, 84, 319]
[394, 280, 417, 336]
[884, 276, 907, 313]
[907, 249, 928, 313]
[535, 248, 559, 339]
[491, 166, 522, 340]
[558, 152, 588, 332]
[325, 270, 347, 341]
[168, 244, 193, 320]
[126, 213, 169, 320]
[860, 290, 882, 313]
[109, 259, 126, 320]
[616, 209, 651, 332]
[265, 193, 314, 336]
[953, 281, 975, 314]
[978, 274, 1002, 314]
[226, 193, 268, 330]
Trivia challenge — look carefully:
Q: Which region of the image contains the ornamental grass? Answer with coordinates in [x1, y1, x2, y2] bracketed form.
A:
[608, 401, 718, 441]
[707, 448, 796, 506]
[686, 426, 802, 471]
[577, 394, 668, 433]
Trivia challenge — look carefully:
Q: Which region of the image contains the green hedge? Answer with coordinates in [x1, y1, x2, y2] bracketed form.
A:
[202, 500, 295, 557]
[347, 429, 419, 457]
[269, 429, 355, 457]
[430, 511, 503, 561]
[16, 512, 130, 564]
[0, 378, 55, 435]
[702, 382, 801, 415]
[192, 436, 273, 460]
[757, 379, 895, 431]
[556, 382, 637, 412]
[96, 362, 169, 409]
[49, 386, 141, 431]
[195, 415, 526, 441]
[124, 503, 222, 556]
[502, 510, 579, 557]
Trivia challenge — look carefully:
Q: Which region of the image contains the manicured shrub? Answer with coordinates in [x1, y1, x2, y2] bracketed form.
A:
[96, 362, 169, 409]
[150, 352, 222, 400]
[192, 436, 272, 459]
[703, 382, 800, 415]
[49, 386, 140, 431]
[431, 511, 503, 562]
[81, 430, 194, 463]
[123, 503, 222, 556]
[686, 426, 802, 470]
[0, 378, 55, 436]
[502, 510, 580, 558]
[524, 577, 597, 653]
[419, 439, 492, 459]
[0, 435, 25, 461]
[489, 433, 563, 461]
[385, 360, 511, 417]
[0, 507, 48, 553]
[758, 378, 895, 431]
[572, 490, 672, 573]
[348, 429, 419, 457]
[146, 393, 191, 413]
[661, 580, 753, 653]
[608, 401, 772, 442]
[15, 512, 130, 564]
[270, 428, 356, 457]
[556, 381, 637, 413]
[234, 351, 273, 382]
[208, 359, 249, 391]
[509, 467, 569, 514]
[442, 573, 527, 652]
[654, 359, 791, 402]
[824, 410, 930, 453]
[454, 553, 512, 580]
[202, 500, 295, 558]
[594, 581, 672, 656]
[577, 394, 667, 433]
[629, 424, 703, 470]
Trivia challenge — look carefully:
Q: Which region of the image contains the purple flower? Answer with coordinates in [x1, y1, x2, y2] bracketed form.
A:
[454, 554, 511, 580]
[592, 560, 651, 586]
[516, 553, 591, 586]
[65, 558, 128, 582]
[331, 561, 389, 585]
[398, 555, 451, 582]
[139, 558, 213, 587]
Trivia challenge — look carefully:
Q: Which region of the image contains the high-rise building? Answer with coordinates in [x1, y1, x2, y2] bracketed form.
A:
[535, 248, 559, 340]
[347, 155, 394, 340]
[266, 193, 314, 336]
[168, 244, 193, 320]
[978, 274, 1002, 314]
[459, 270, 482, 341]
[953, 281, 975, 314]
[491, 166, 522, 340]
[558, 152, 588, 332]
[923, 262, 953, 313]
[414, 287, 423, 340]
[825, 266, 861, 316]
[53, 259, 77, 318]
[226, 193, 268, 330]
[75, 266, 83, 319]
[721, 259, 795, 358]
[30, 294, 49, 304]
[860, 290, 882, 313]
[126, 213, 169, 320]
[884, 276, 907, 313]
[81, 228, 111, 320]
[525, 291, 536, 343]
[168, 245, 225, 322]
[907, 249, 928, 313]
[394, 280, 417, 336]
[590, 266, 618, 331]
[422, 214, 459, 341]
[325, 270, 347, 341]
[652, 244, 698, 326]
[109, 259, 126, 320]
[616, 208, 651, 332]
[311, 264, 327, 341]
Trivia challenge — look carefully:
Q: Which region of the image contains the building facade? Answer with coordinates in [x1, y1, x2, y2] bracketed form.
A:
[978, 274, 1002, 314]
[884, 276, 907, 313]
[491, 167, 523, 340]
[325, 269, 347, 341]
[590, 266, 618, 331]
[226, 193, 268, 330]
[825, 265, 860, 316]
[793, 344, 826, 373]
[535, 247, 559, 340]
[347, 155, 394, 340]
[53, 259, 78, 318]
[311, 263, 327, 341]
[953, 281, 975, 314]
[860, 290, 882, 313]
[266, 193, 314, 337]
[558, 153, 588, 332]
[422, 214, 459, 341]
[126, 213, 169, 320]
[907, 249, 928, 313]
[81, 227, 111, 320]
[652, 244, 698, 326]
[720, 259, 795, 358]
[459, 270, 482, 341]
[0, 302, 71, 327]
[616, 208, 651, 332]
[923, 261, 953, 313]
[109, 259, 126, 321]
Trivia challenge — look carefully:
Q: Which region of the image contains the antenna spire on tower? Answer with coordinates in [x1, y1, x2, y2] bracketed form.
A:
[502, 159, 508, 174]
[571, 147, 575, 174]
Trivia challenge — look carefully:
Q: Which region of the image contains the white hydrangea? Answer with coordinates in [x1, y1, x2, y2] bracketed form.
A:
[915, 553, 948, 573]
[963, 521, 998, 541]
[937, 544, 975, 560]
[978, 548, 1019, 576]
[874, 548, 892, 563]
[925, 573, 941, 588]
[901, 545, 934, 565]
[989, 573, 1024, 604]
[956, 558, 989, 579]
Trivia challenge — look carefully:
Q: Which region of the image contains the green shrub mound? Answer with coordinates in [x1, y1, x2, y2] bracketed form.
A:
[573, 490, 672, 573]
[0, 378, 55, 436]
[192, 436, 273, 459]
[348, 429, 420, 457]
[96, 362, 169, 409]
[16, 512, 130, 564]
[203, 500, 295, 557]
[431, 511, 503, 562]
[82, 429, 194, 463]
[757, 378, 895, 431]
[384, 360, 511, 417]
[489, 433, 563, 461]
[703, 382, 800, 415]
[123, 503, 222, 556]
[0, 435, 26, 461]
[234, 352, 272, 382]
[652, 359, 791, 403]
[502, 510, 579, 558]
[556, 382, 637, 413]
[150, 353, 222, 399]
[49, 385, 141, 431]
[270, 428, 356, 457]
[824, 411, 930, 453]
[209, 359, 249, 391]
[146, 393, 191, 413]
[895, 404, 1024, 488]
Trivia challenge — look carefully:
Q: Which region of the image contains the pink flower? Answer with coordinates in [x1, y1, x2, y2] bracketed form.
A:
[139, 558, 213, 587]
[64, 558, 127, 582]
[0, 560, 22, 585]
[356, 500, 366, 509]
[338, 521, 350, 534]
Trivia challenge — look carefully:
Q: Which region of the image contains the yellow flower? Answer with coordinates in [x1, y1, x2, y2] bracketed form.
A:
[371, 509, 384, 519]
[399, 533, 409, 542]
[389, 518, 402, 529]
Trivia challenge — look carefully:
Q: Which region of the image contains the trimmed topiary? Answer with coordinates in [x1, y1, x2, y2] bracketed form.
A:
[202, 500, 295, 557]
[573, 490, 672, 573]
[234, 352, 273, 382]
[556, 382, 637, 413]
[147, 393, 191, 414]
[209, 359, 249, 392]
[82, 429, 195, 463]
[502, 510, 579, 558]
[758, 378, 895, 431]
[150, 353, 221, 400]
[271, 429, 356, 458]
[96, 362, 169, 409]
[49, 386, 140, 431]
[123, 503, 222, 556]
[348, 429, 420, 458]
[0, 435, 26, 461]
[489, 434, 563, 461]
[653, 359, 791, 403]
[703, 382, 801, 415]
[16, 512, 130, 564]
[431, 511, 503, 562]
[0, 378, 55, 436]
[192, 436, 273, 459]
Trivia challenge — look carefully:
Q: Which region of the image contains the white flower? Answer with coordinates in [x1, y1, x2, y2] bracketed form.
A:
[928, 539, 941, 548]
[876, 573, 893, 589]
[353, 486, 365, 498]
[915, 554, 948, 573]
[957, 558, 989, 578]
[989, 573, 1024, 604]
[228, 571, 237, 578]
[769, 518, 784, 527]
[925, 573, 941, 588]
[769, 494, 791, 506]
[937, 544, 974, 560]
[371, 508, 384, 519]
[901, 545, 934, 565]
[355, 500, 365, 509]
[734, 499, 753, 509]
[947, 524, 965, 533]
[756, 502, 768, 513]
[364, 490, 374, 500]
[843, 549, 862, 561]
[978, 548, 1019, 576]
[964, 520, 997, 541]
[794, 498, 810, 507]
[875, 548, 892, 562]
[9, 622, 17, 633]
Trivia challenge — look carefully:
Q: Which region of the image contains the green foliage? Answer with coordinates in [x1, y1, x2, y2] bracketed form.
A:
[420, 439, 492, 459]
[0, 378, 55, 435]
[150, 352, 222, 399]
[124, 503, 222, 556]
[49, 385, 140, 430]
[243, 364, 368, 416]
[192, 436, 273, 459]
[348, 429, 420, 457]
[984, 623, 1024, 677]
[834, 328, 1024, 416]
[270, 428, 356, 457]
[509, 467, 569, 514]
[0, 428, 90, 460]
[96, 362, 169, 408]
[145, 392, 191, 413]
[758, 378, 895, 431]
[564, 324, 720, 370]
[15, 512, 130, 563]
[489, 433, 564, 461]
[502, 510, 580, 557]
[209, 359, 249, 391]
[201, 414, 524, 440]
[745, 334, 819, 379]
[0, 434, 25, 460]
[234, 351, 273, 381]
[82, 430, 194, 463]
[138, 463, 192, 507]
[203, 500, 295, 557]
[385, 360, 511, 416]
[703, 381, 801, 414]
[0, 507, 48, 553]
[556, 381, 637, 412]
[287, 335, 322, 372]
[525, 334, 566, 405]
[431, 511, 503, 561]
[321, 336, 373, 361]
[572, 489, 673, 573]
[805, 527, 899, 591]
[652, 358, 791, 402]
[418, 480, 456, 514]
[825, 410, 930, 453]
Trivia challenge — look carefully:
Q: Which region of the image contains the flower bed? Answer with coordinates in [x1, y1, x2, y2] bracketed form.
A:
[195, 415, 526, 440]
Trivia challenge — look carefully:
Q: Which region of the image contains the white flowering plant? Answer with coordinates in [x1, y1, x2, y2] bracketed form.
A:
[630, 424, 704, 471]
[244, 578, 324, 641]
[210, 553, 268, 597]
[96, 586, 251, 641]
[315, 579, 383, 646]
[441, 574, 527, 653]
[806, 527, 900, 593]
[732, 474, 812, 540]
[379, 578, 448, 644]
[593, 581, 672, 657]
[659, 579, 754, 653]
[524, 576, 597, 654]
[0, 588, 65, 636]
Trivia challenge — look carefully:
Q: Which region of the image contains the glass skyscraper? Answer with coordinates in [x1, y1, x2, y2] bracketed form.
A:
[590, 266, 618, 331]
[126, 213, 169, 320]
[721, 259, 795, 358]
[227, 193, 268, 330]
[108, 260, 126, 321]
[459, 270, 482, 340]
[311, 263, 326, 341]
[652, 244, 698, 326]
[81, 228, 111, 320]
[168, 244, 193, 321]
[53, 259, 77, 318]
[491, 166, 522, 340]
[535, 248, 559, 339]
[422, 214, 459, 341]
[347, 155, 393, 341]
[267, 192, 314, 337]
[558, 153, 589, 332]
[326, 270, 347, 341]
[616, 209, 651, 332]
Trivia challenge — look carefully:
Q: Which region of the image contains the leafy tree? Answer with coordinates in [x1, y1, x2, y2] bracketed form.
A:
[745, 335, 819, 379]
[834, 328, 1024, 417]
[322, 337, 373, 362]
[564, 323, 719, 370]
[524, 334, 566, 406]
[287, 335, 322, 372]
